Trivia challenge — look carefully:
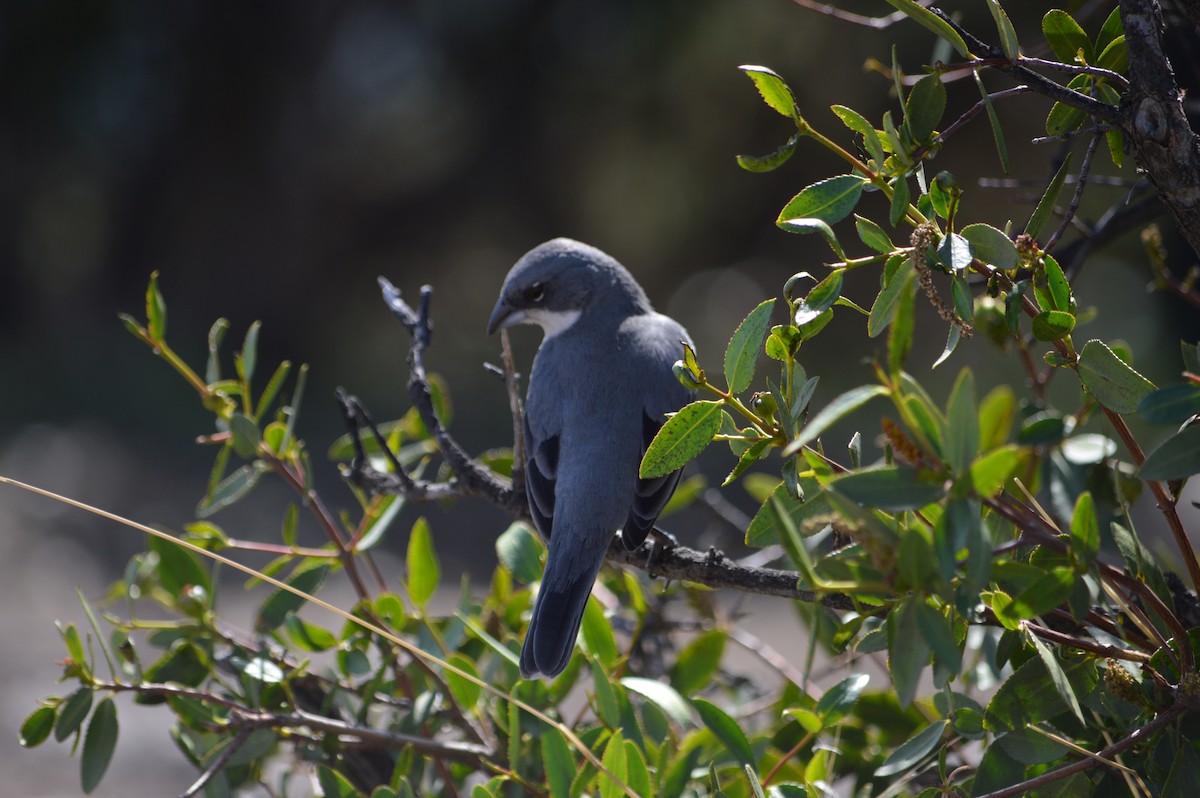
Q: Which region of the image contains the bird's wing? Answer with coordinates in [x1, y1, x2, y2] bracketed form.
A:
[524, 421, 558, 540]
[621, 314, 695, 549]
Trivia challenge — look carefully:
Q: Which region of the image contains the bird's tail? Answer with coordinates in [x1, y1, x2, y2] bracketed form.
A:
[519, 551, 604, 679]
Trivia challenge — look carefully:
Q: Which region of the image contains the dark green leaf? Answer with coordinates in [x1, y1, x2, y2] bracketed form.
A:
[777, 175, 866, 226]
[736, 136, 797, 173]
[915, 603, 961, 673]
[945, 368, 979, 476]
[936, 233, 973, 272]
[590, 660, 620, 727]
[1031, 310, 1075, 341]
[1070, 491, 1099, 564]
[496, 522, 544, 584]
[868, 257, 916, 338]
[887, 599, 929, 708]
[793, 270, 844, 326]
[669, 630, 726, 696]
[1163, 739, 1200, 798]
[960, 224, 1017, 270]
[1042, 254, 1072, 312]
[1042, 9, 1092, 63]
[723, 438, 771, 487]
[883, 0, 971, 57]
[744, 482, 830, 547]
[1184, 340, 1200, 375]
[784, 384, 889, 455]
[406, 517, 439, 609]
[20, 705, 57, 748]
[996, 566, 1075, 624]
[816, 673, 869, 722]
[143, 642, 209, 691]
[875, 719, 948, 777]
[694, 698, 756, 768]
[855, 215, 894, 254]
[640, 401, 723, 478]
[81, 698, 118, 794]
[1024, 153, 1072, 239]
[1139, 384, 1200, 424]
[197, 462, 267, 518]
[1078, 339, 1155, 413]
[972, 745, 1026, 796]
[905, 74, 946, 142]
[889, 174, 911, 227]
[725, 299, 776, 394]
[973, 70, 1011, 172]
[1028, 630, 1085, 723]
[256, 563, 329, 632]
[995, 727, 1069, 765]
[1140, 424, 1200, 480]
[739, 65, 798, 119]
[285, 616, 338, 653]
[829, 466, 945, 511]
[1045, 77, 1090, 137]
[444, 654, 482, 709]
[541, 728, 575, 798]
[985, 0, 1019, 59]
[56, 688, 93, 742]
[148, 532, 212, 596]
[984, 652, 1098, 731]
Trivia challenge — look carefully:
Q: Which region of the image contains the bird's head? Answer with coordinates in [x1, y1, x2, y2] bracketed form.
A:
[487, 238, 651, 337]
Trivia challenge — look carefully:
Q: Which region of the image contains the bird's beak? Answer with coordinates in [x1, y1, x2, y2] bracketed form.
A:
[487, 299, 526, 335]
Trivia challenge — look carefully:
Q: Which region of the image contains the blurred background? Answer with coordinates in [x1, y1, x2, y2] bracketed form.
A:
[2, 1, 1196, 794]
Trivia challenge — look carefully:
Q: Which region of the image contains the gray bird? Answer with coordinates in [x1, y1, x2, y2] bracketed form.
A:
[487, 238, 694, 678]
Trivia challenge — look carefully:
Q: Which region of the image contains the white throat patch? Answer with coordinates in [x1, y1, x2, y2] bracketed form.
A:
[525, 308, 582, 339]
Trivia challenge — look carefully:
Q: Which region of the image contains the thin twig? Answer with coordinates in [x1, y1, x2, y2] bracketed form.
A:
[1046, 132, 1103, 251]
[179, 727, 253, 798]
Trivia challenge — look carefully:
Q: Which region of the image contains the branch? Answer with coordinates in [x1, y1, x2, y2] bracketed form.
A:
[1119, 0, 1200, 261]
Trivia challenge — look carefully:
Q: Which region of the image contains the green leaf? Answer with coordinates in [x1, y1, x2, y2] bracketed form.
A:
[905, 74, 946, 143]
[829, 466, 945, 511]
[148, 531, 212, 596]
[744, 482, 831, 547]
[875, 719, 948, 777]
[581, 596, 618, 668]
[405, 517, 439, 609]
[317, 765, 363, 798]
[936, 233, 972, 272]
[970, 445, 1021, 497]
[1163, 740, 1200, 798]
[725, 299, 776, 394]
[888, 275, 917, 376]
[640, 401, 723, 478]
[694, 698, 755, 768]
[621, 677, 695, 727]
[496, 522, 544, 584]
[229, 412, 262, 458]
[723, 439, 771, 487]
[831, 105, 884, 165]
[996, 566, 1075, 624]
[855, 215, 894, 254]
[979, 384, 1016, 450]
[60, 622, 89, 677]
[1139, 384, 1200, 424]
[56, 687, 93, 742]
[1041, 254, 1072, 312]
[1097, 7, 1124, 53]
[142, 641, 209, 690]
[1042, 10, 1092, 63]
[778, 218, 846, 260]
[784, 384, 889, 455]
[669, 630, 726, 696]
[973, 70, 1011, 173]
[793, 270, 844, 326]
[883, 0, 971, 57]
[1025, 153, 1072, 239]
[1097, 35, 1127, 73]
[597, 730, 628, 798]
[1077, 339, 1155, 413]
[236, 320, 261, 386]
[590, 660, 620, 728]
[1070, 491, 1099, 565]
[816, 673, 869, 723]
[777, 175, 866, 226]
[541, 728, 575, 798]
[915, 603, 961, 673]
[205, 318, 230, 384]
[145, 271, 167, 342]
[985, 0, 1019, 59]
[81, 698, 118, 794]
[736, 136, 798, 173]
[960, 224, 1017, 270]
[739, 65, 798, 119]
[20, 705, 57, 748]
[1046, 80, 1089, 137]
[887, 599, 929, 707]
[256, 562, 329, 632]
[1031, 310, 1075, 341]
[868, 257, 916, 338]
[1140, 424, 1200, 480]
[444, 654, 483, 709]
[945, 368, 979, 476]
[1028, 630, 1085, 724]
[197, 462, 267, 518]
[985, 648, 1097, 731]
[889, 174, 911, 227]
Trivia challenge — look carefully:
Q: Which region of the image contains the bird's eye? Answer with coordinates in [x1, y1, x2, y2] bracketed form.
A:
[528, 283, 546, 303]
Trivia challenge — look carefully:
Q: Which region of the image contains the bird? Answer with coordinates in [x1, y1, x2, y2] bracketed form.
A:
[487, 238, 694, 678]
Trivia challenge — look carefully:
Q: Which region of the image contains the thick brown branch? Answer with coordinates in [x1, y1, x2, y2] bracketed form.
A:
[1120, 0, 1200, 261]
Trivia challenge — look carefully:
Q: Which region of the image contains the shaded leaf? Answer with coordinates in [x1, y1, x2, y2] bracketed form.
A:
[960, 223, 1017, 270]
[875, 719, 948, 777]
[883, 0, 971, 57]
[905, 73, 946, 142]
[1025, 153, 1072, 239]
[784, 384, 889, 455]
[20, 706, 57, 748]
[669, 630, 726, 696]
[1078, 339, 1155, 413]
[855, 215, 894, 254]
[793, 270, 844, 326]
[256, 563, 329, 632]
[1139, 424, 1200, 480]
[81, 698, 118, 794]
[695, 698, 755, 768]
[1139, 384, 1200, 424]
[828, 466, 945, 511]
[496, 522, 544, 584]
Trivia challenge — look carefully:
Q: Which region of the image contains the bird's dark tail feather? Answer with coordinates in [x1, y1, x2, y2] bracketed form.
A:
[519, 561, 602, 678]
